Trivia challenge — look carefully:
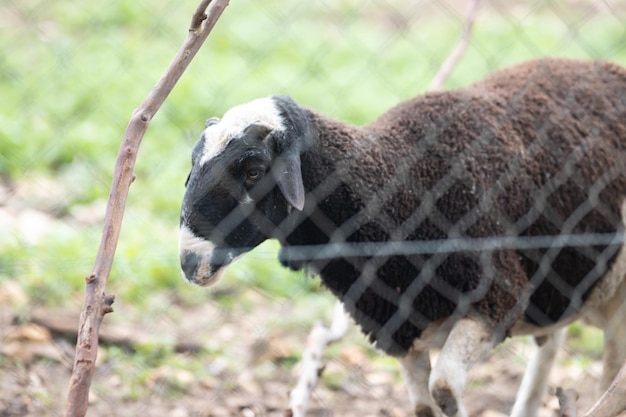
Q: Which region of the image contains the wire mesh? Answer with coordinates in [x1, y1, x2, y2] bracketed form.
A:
[1, 0, 626, 416]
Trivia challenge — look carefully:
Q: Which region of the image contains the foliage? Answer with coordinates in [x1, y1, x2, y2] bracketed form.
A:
[1, 0, 624, 397]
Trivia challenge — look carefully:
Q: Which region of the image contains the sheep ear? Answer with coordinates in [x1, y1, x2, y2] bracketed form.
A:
[243, 123, 272, 139]
[205, 117, 220, 128]
[275, 154, 305, 211]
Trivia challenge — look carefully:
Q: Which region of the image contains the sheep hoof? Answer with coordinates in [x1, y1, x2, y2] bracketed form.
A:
[431, 381, 458, 417]
[414, 404, 438, 417]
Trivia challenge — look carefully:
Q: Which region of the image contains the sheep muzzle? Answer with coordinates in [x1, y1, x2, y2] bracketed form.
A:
[178, 224, 232, 287]
[180, 249, 232, 287]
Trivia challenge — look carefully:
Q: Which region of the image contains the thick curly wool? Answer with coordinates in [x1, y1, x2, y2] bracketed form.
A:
[278, 58, 626, 355]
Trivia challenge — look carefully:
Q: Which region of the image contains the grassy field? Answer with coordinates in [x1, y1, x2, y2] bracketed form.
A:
[1, 0, 624, 415]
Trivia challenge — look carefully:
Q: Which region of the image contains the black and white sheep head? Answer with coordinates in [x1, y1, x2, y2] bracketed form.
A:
[179, 96, 312, 287]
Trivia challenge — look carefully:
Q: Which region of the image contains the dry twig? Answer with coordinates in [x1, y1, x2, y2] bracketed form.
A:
[428, 0, 480, 91]
[582, 359, 626, 417]
[286, 302, 350, 417]
[64, 1, 230, 416]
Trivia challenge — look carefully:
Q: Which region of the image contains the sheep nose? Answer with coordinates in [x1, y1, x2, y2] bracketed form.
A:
[181, 252, 200, 282]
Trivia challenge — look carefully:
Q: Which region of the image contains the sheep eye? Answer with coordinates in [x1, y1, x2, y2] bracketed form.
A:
[246, 169, 262, 180]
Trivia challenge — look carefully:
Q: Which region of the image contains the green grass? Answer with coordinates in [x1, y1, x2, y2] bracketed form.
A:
[1, 0, 624, 346]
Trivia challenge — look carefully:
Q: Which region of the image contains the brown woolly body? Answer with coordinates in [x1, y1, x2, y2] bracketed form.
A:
[282, 58, 626, 355]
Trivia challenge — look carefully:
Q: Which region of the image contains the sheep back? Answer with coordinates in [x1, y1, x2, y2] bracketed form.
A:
[283, 58, 626, 355]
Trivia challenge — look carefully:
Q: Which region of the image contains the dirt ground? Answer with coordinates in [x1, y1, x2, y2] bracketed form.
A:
[0, 279, 614, 417]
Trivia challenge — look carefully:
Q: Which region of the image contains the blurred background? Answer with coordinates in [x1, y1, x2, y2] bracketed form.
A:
[1, 0, 625, 416]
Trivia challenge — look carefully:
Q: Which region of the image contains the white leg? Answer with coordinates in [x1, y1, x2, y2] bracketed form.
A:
[510, 329, 565, 417]
[399, 350, 442, 417]
[599, 290, 626, 392]
[583, 274, 626, 393]
[429, 318, 498, 417]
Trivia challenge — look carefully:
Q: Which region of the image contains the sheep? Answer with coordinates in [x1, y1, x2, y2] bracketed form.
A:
[178, 58, 626, 417]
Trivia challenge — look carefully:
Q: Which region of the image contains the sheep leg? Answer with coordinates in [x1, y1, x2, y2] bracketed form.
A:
[599, 282, 626, 392]
[399, 350, 442, 417]
[509, 329, 565, 417]
[429, 318, 498, 417]
[601, 320, 626, 392]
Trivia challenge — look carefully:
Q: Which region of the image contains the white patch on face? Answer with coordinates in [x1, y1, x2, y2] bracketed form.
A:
[179, 223, 215, 258]
[179, 224, 224, 287]
[199, 97, 285, 165]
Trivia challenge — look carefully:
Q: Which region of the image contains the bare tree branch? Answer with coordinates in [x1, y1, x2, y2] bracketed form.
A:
[428, 0, 480, 92]
[64, 1, 230, 416]
[582, 359, 626, 417]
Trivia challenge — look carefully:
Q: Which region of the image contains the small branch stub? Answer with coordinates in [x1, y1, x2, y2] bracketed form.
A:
[190, 0, 212, 31]
[557, 387, 579, 417]
[102, 294, 115, 315]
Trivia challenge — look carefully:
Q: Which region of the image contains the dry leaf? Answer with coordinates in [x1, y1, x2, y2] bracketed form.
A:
[4, 323, 51, 343]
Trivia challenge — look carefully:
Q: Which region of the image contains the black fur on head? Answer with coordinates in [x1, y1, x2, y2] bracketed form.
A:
[178, 95, 315, 286]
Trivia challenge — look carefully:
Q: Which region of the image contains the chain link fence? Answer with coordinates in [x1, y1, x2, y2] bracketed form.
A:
[1, 0, 626, 416]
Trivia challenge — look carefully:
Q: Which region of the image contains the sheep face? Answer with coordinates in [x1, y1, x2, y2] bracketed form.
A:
[179, 96, 311, 286]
